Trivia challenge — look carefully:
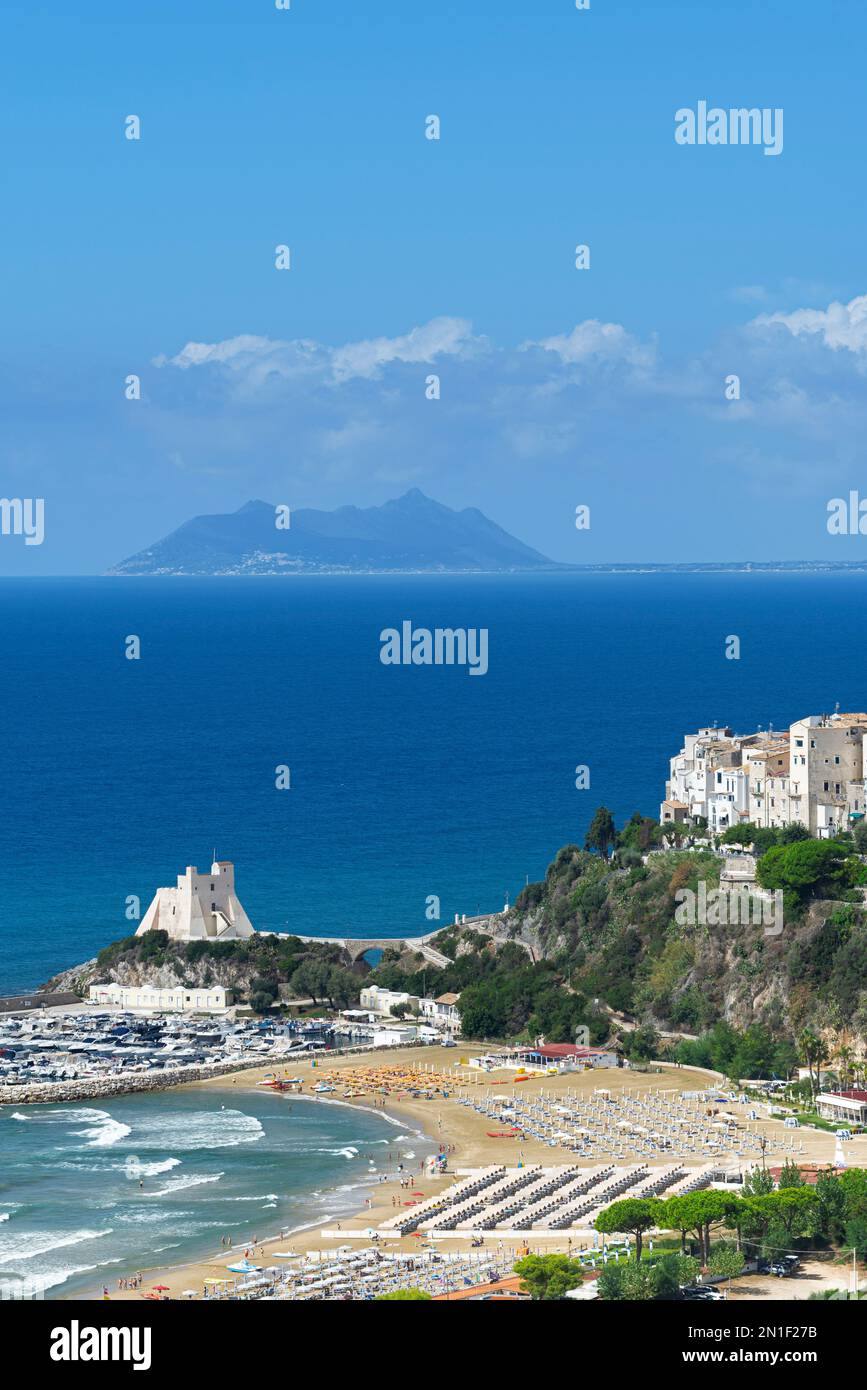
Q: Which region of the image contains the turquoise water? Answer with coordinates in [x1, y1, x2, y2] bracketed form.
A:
[0, 1088, 433, 1299]
[5, 572, 867, 993]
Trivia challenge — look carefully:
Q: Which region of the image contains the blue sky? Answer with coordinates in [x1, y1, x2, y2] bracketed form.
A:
[2, 0, 867, 572]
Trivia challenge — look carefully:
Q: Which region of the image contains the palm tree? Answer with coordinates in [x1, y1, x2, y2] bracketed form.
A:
[798, 1029, 825, 1099]
[837, 1045, 856, 1090]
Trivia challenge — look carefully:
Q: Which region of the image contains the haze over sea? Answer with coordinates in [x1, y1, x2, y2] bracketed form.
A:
[2, 573, 867, 994]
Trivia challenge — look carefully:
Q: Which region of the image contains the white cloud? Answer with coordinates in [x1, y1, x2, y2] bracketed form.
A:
[153, 334, 325, 389]
[522, 319, 655, 368]
[153, 316, 479, 386]
[330, 316, 478, 381]
[752, 293, 867, 353]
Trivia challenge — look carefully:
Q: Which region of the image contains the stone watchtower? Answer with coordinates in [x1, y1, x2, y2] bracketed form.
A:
[135, 859, 255, 942]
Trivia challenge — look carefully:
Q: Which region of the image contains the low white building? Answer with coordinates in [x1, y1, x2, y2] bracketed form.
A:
[135, 859, 255, 943]
[469, 1044, 617, 1073]
[359, 986, 420, 1016]
[420, 992, 461, 1033]
[88, 982, 232, 1013]
[371, 1026, 416, 1047]
[816, 1090, 867, 1126]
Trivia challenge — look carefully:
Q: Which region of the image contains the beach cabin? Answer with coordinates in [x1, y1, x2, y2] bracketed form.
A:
[817, 1090, 867, 1126]
[501, 1044, 618, 1074]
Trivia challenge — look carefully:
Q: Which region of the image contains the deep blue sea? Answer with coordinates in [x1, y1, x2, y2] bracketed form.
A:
[2, 573, 867, 992]
[0, 1088, 431, 1298]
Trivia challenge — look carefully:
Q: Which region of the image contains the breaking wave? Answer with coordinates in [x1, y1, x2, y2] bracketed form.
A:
[139, 1173, 224, 1198]
[0, 1228, 113, 1267]
[69, 1111, 132, 1149]
[123, 1156, 181, 1179]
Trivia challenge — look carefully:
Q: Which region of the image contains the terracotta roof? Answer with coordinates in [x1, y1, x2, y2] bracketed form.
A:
[768, 1164, 845, 1187]
[433, 1276, 526, 1301]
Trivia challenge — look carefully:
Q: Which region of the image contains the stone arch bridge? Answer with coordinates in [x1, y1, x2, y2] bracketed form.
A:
[281, 913, 512, 969]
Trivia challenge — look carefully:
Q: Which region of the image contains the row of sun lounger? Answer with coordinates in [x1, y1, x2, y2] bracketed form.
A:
[379, 1165, 506, 1236]
[423, 1165, 546, 1232]
[479, 1167, 583, 1230]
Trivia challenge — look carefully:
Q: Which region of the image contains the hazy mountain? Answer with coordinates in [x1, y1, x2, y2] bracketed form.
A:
[108, 490, 559, 575]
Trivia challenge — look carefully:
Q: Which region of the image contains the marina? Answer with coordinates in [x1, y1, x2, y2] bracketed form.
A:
[0, 1007, 438, 1104]
[0, 1010, 331, 1096]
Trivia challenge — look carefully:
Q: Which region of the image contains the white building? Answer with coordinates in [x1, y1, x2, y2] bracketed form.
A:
[135, 860, 255, 942]
[662, 726, 734, 824]
[816, 1090, 867, 1125]
[358, 987, 461, 1033]
[419, 992, 461, 1033]
[663, 712, 867, 839]
[371, 1026, 416, 1047]
[359, 986, 420, 1016]
[89, 982, 232, 1013]
[789, 714, 867, 837]
[707, 765, 751, 834]
[744, 741, 791, 828]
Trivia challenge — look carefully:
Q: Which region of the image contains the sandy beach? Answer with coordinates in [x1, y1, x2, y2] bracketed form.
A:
[87, 1046, 867, 1302]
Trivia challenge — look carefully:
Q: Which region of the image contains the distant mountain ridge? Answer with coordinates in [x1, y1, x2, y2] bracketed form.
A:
[108, 493, 867, 577]
[109, 489, 560, 575]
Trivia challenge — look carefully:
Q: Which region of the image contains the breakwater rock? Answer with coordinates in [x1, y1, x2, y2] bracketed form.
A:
[0, 1039, 425, 1107]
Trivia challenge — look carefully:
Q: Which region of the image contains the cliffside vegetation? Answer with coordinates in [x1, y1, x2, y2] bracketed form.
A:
[369, 809, 867, 1071]
[52, 931, 362, 1014]
[50, 809, 867, 1079]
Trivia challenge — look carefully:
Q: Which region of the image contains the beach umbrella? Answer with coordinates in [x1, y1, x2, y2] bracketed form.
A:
[181, 1289, 198, 1299]
[152, 1284, 170, 1292]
